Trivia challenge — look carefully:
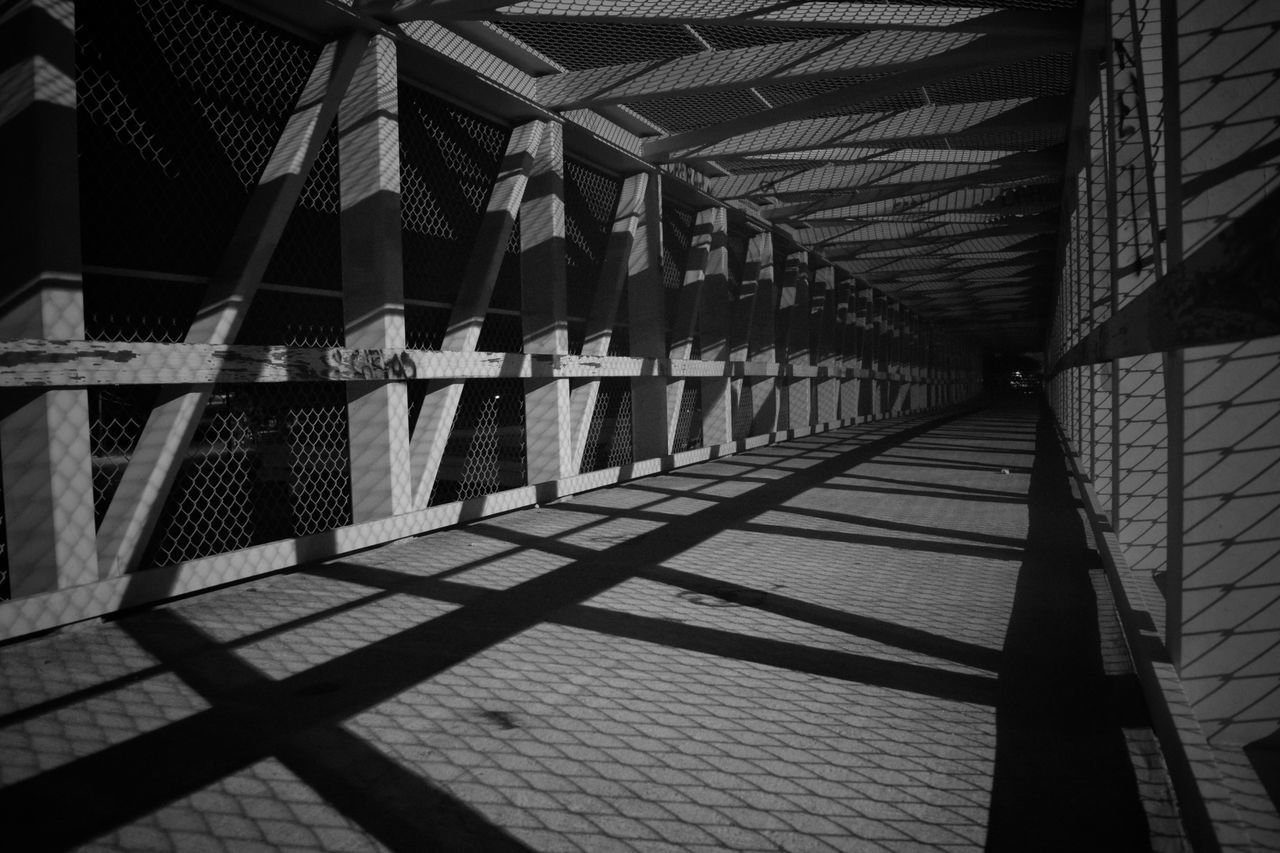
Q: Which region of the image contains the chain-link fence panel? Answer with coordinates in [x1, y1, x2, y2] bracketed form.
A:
[405, 304, 451, 350]
[728, 228, 750, 299]
[76, 0, 316, 275]
[262, 125, 341, 292]
[84, 273, 203, 344]
[148, 382, 353, 567]
[498, 20, 701, 72]
[488, 217, 524, 314]
[564, 157, 622, 354]
[662, 199, 696, 291]
[733, 383, 755, 438]
[608, 326, 630, 357]
[89, 386, 161, 528]
[399, 82, 510, 306]
[83, 272, 195, 531]
[672, 384, 703, 452]
[662, 199, 696, 353]
[429, 379, 527, 506]
[238, 289, 345, 347]
[581, 379, 633, 473]
[476, 312, 525, 354]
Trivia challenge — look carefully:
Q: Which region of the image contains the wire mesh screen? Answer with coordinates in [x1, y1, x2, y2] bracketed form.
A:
[564, 157, 622, 354]
[405, 304, 451, 350]
[477, 312, 525, 354]
[75, 0, 315, 275]
[662, 200, 697, 353]
[83, 273, 196, 528]
[580, 379, 634, 473]
[727, 229, 750, 298]
[672, 384, 703, 453]
[497, 20, 701, 71]
[608, 326, 630, 357]
[84, 274, 203, 344]
[662, 200, 696, 291]
[489, 216, 524, 313]
[263, 125, 341, 292]
[90, 386, 160, 527]
[429, 379, 527, 505]
[149, 383, 353, 567]
[399, 82, 510, 306]
[733, 382, 754, 438]
[238, 289, 344, 347]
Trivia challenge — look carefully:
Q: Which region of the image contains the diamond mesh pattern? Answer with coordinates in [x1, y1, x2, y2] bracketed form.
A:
[90, 387, 160, 527]
[430, 380, 527, 505]
[238, 290, 345, 347]
[262, 126, 342, 292]
[149, 383, 353, 567]
[759, 72, 930, 117]
[693, 24, 863, 51]
[581, 379, 634, 472]
[816, 85, 929, 117]
[926, 53, 1075, 104]
[84, 274, 202, 344]
[928, 126, 1067, 151]
[662, 200, 696, 291]
[83, 273, 197, 530]
[399, 83, 510, 304]
[75, 0, 316, 274]
[631, 88, 765, 134]
[498, 20, 702, 71]
[565, 158, 623, 346]
[405, 304, 451, 350]
[607, 325, 630, 357]
[672, 383, 703, 452]
[728, 228, 750, 294]
[476, 312, 525, 354]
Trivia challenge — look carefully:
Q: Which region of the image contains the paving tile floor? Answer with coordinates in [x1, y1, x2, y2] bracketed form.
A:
[1, 402, 1185, 851]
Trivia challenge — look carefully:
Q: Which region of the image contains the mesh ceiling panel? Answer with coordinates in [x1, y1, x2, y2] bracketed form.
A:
[451, 0, 1076, 349]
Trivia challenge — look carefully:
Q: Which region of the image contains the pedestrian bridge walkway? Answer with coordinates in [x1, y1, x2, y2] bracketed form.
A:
[0, 402, 1190, 851]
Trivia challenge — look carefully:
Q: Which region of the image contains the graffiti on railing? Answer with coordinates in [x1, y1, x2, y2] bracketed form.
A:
[325, 349, 418, 381]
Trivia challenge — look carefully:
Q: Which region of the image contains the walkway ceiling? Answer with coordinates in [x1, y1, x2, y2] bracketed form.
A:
[344, 0, 1083, 354]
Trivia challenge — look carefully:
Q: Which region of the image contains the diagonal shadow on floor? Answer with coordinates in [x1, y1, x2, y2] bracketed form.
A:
[1, 410, 971, 849]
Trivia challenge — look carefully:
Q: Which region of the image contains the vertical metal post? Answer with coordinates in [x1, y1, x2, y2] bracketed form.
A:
[340, 34, 412, 520]
[697, 209, 734, 447]
[812, 266, 840, 425]
[834, 273, 856, 421]
[779, 251, 812, 429]
[744, 233, 779, 434]
[727, 231, 764, 438]
[0, 0, 98, 595]
[520, 120, 572, 485]
[628, 170, 668, 459]
[666, 207, 719, 449]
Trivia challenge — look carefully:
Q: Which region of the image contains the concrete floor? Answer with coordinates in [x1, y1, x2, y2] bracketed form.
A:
[0, 402, 1187, 851]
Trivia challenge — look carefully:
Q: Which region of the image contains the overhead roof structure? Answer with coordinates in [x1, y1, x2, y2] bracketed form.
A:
[338, 0, 1082, 354]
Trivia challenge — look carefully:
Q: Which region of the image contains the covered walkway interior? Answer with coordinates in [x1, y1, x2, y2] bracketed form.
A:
[2, 0, 1279, 849]
[2, 403, 1192, 850]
